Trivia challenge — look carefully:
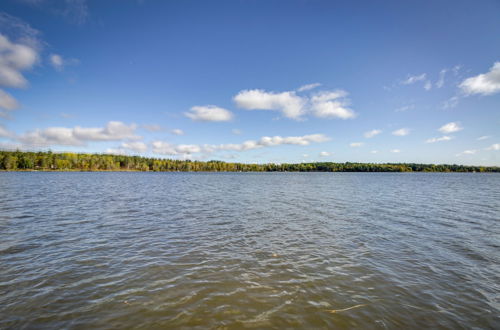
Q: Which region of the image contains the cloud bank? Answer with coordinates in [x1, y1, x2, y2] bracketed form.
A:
[152, 133, 330, 156]
[18, 121, 140, 147]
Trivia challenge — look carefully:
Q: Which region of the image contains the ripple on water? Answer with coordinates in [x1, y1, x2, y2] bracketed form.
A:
[0, 172, 499, 328]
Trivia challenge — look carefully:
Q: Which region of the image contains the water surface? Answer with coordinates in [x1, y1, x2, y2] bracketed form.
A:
[0, 172, 499, 328]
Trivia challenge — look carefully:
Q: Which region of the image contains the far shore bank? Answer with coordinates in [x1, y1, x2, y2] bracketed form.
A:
[1, 150, 499, 173]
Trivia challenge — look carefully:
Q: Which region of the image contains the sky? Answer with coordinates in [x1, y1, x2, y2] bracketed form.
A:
[0, 0, 499, 165]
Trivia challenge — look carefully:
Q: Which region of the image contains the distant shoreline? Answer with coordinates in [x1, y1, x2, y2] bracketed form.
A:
[1, 151, 499, 172]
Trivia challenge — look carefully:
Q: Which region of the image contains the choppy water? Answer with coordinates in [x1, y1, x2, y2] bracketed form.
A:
[0, 172, 499, 329]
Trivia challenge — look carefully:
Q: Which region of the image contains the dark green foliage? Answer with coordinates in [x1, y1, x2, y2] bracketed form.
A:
[0, 150, 498, 172]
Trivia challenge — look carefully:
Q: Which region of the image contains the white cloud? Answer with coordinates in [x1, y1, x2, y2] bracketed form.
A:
[19, 127, 82, 146]
[0, 125, 15, 138]
[0, 89, 19, 110]
[392, 128, 410, 136]
[50, 54, 63, 70]
[364, 129, 382, 138]
[350, 142, 364, 147]
[234, 88, 355, 120]
[121, 141, 147, 153]
[49, 53, 78, 71]
[151, 141, 177, 155]
[456, 149, 477, 156]
[297, 83, 321, 92]
[105, 148, 128, 155]
[18, 121, 140, 147]
[0, 15, 41, 116]
[319, 151, 332, 157]
[395, 104, 415, 112]
[73, 121, 139, 141]
[142, 124, 163, 132]
[442, 95, 460, 109]
[152, 133, 329, 156]
[151, 142, 202, 155]
[0, 33, 38, 88]
[0, 12, 42, 50]
[460, 62, 500, 95]
[22, 0, 90, 25]
[424, 80, 432, 91]
[390, 149, 401, 153]
[436, 69, 446, 88]
[438, 122, 462, 134]
[185, 105, 233, 122]
[0, 140, 22, 150]
[225, 134, 330, 149]
[402, 73, 426, 85]
[486, 143, 500, 151]
[231, 128, 242, 135]
[60, 112, 74, 119]
[176, 144, 202, 154]
[234, 89, 306, 119]
[477, 135, 490, 141]
[370, 150, 378, 154]
[310, 90, 356, 119]
[171, 129, 184, 135]
[426, 135, 453, 143]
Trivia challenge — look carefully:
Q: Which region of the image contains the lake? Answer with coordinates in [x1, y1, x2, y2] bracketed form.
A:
[0, 172, 499, 329]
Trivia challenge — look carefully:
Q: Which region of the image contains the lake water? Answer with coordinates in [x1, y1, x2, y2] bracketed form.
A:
[0, 172, 499, 329]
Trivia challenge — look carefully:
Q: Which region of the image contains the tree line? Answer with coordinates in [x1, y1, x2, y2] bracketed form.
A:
[0, 150, 498, 172]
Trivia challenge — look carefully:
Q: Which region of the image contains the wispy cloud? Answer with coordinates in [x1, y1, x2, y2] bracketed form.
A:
[319, 151, 332, 157]
[364, 129, 382, 138]
[0, 12, 43, 49]
[120, 141, 148, 153]
[456, 149, 477, 156]
[390, 149, 401, 153]
[185, 105, 233, 122]
[152, 133, 330, 156]
[297, 83, 321, 92]
[436, 69, 446, 88]
[171, 129, 184, 135]
[477, 135, 490, 141]
[401, 73, 426, 85]
[18, 0, 89, 25]
[438, 122, 462, 134]
[442, 95, 460, 109]
[395, 104, 415, 112]
[0, 124, 15, 138]
[392, 128, 410, 136]
[426, 135, 453, 143]
[49, 53, 79, 71]
[486, 143, 500, 151]
[0, 89, 19, 111]
[142, 124, 163, 132]
[350, 142, 364, 147]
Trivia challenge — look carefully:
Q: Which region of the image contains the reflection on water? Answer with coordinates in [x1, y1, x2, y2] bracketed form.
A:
[0, 172, 499, 328]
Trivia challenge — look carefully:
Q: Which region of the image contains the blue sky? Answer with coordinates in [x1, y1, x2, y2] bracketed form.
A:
[0, 0, 499, 165]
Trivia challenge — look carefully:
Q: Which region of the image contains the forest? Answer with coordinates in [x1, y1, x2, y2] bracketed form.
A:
[0, 150, 498, 172]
